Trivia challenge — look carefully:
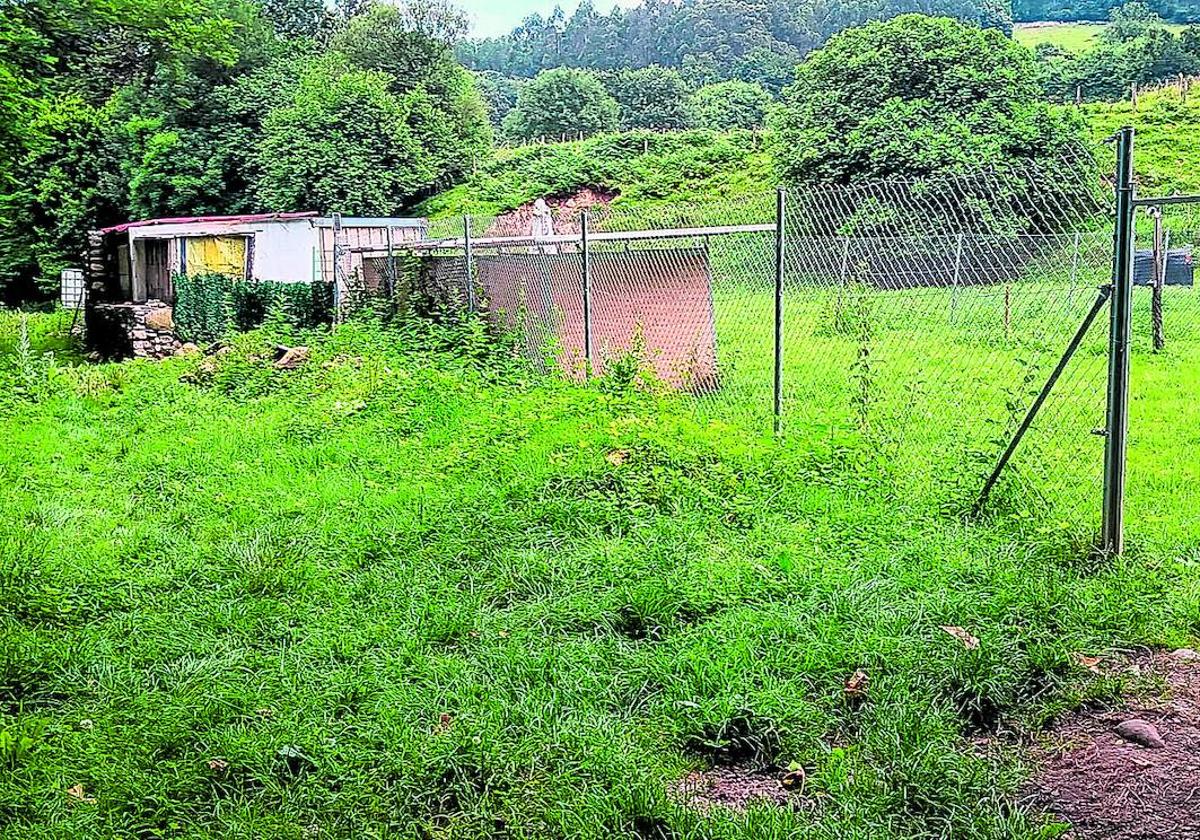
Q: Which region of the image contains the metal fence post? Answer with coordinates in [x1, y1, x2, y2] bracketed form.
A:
[774, 188, 786, 435]
[582, 210, 593, 376]
[463, 215, 476, 314]
[332, 212, 342, 323]
[385, 225, 395, 300]
[1103, 126, 1137, 554]
[950, 231, 964, 322]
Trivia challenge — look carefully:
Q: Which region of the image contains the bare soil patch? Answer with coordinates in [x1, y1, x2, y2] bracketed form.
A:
[485, 188, 618, 237]
[670, 765, 804, 814]
[1026, 649, 1200, 840]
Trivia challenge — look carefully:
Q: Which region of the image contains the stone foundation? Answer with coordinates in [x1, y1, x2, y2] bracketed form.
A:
[86, 301, 181, 360]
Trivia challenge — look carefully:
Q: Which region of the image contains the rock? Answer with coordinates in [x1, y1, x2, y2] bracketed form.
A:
[1171, 648, 1200, 661]
[1115, 718, 1165, 748]
[274, 346, 310, 370]
[144, 307, 174, 331]
[176, 342, 200, 356]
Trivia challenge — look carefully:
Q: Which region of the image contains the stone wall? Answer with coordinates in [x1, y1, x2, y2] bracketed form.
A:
[86, 301, 181, 360]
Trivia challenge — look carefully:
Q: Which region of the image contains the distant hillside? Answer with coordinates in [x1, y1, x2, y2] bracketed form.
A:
[418, 95, 1200, 221]
[458, 0, 1010, 89]
[1014, 19, 1188, 51]
[1014, 0, 1200, 23]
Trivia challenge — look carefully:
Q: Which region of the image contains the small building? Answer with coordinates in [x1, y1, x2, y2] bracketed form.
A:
[87, 212, 427, 305]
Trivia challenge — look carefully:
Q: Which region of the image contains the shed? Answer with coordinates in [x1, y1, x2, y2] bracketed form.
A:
[88, 212, 427, 305]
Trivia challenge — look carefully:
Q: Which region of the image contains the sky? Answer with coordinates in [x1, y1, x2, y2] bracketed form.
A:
[455, 0, 642, 38]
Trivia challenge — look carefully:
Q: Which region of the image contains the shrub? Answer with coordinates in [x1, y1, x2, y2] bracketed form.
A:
[502, 68, 619, 143]
[687, 81, 773, 131]
[174, 272, 334, 342]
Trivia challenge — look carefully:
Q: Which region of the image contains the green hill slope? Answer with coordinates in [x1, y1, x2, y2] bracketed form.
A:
[416, 130, 774, 219]
[1083, 87, 1200, 195]
[418, 96, 1200, 222]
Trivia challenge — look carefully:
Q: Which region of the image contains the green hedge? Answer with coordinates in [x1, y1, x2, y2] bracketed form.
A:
[174, 273, 334, 343]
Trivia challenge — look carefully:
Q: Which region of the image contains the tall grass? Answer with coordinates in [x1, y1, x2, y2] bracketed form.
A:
[1, 309, 1198, 838]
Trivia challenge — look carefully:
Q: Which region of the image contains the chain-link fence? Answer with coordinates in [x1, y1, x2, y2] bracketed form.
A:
[347, 137, 1200, 556]
[347, 155, 1123, 536]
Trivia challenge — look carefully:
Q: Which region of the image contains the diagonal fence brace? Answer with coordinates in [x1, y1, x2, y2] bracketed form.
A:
[974, 284, 1114, 515]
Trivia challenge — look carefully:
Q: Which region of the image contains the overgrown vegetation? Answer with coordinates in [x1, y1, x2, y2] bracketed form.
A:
[173, 273, 334, 343]
[1029, 3, 1200, 101]
[2, 307, 1198, 838]
[0, 0, 490, 303]
[416, 130, 773, 218]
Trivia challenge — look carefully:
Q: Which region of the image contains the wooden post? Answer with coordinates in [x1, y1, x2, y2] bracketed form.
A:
[1076, 85, 1082, 106]
[1004, 283, 1012, 341]
[1132, 82, 1138, 110]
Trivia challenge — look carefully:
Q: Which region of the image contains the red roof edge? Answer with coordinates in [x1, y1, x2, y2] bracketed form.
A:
[99, 211, 320, 236]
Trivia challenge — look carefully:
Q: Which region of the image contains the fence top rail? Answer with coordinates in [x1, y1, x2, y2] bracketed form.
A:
[1133, 194, 1200, 208]
[349, 223, 777, 255]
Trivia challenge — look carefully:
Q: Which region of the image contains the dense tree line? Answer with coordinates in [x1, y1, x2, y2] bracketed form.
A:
[1033, 3, 1200, 100]
[457, 0, 1013, 88]
[0, 0, 491, 303]
[1014, 0, 1200, 22]
[495, 65, 774, 142]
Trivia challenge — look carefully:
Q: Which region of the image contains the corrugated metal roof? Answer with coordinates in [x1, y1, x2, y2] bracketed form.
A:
[99, 212, 320, 235]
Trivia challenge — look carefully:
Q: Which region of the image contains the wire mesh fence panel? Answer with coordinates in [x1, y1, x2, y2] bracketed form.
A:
[1126, 203, 1200, 553]
[373, 150, 1118, 533]
[779, 157, 1115, 525]
[588, 197, 778, 427]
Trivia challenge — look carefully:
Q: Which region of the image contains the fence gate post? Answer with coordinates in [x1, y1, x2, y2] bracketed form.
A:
[463, 215, 476, 314]
[774, 188, 786, 435]
[582, 210, 593, 376]
[1103, 126, 1137, 555]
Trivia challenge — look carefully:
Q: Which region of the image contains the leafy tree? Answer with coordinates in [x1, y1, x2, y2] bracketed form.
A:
[601, 66, 692, 130]
[687, 80, 772, 130]
[475, 71, 521, 130]
[771, 15, 1091, 231]
[333, 2, 464, 96]
[1103, 0, 1166, 41]
[502, 68, 619, 142]
[332, 2, 490, 182]
[253, 54, 435, 214]
[254, 0, 332, 40]
[733, 46, 800, 95]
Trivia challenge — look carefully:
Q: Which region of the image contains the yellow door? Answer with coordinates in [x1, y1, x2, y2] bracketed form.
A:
[185, 236, 247, 277]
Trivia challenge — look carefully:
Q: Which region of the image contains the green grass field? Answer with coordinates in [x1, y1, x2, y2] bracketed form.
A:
[1013, 21, 1189, 53]
[4, 247, 1200, 838]
[1084, 87, 1200, 195]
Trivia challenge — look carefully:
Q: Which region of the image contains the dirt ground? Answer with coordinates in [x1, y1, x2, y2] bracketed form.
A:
[1025, 649, 1200, 840]
[670, 764, 804, 814]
